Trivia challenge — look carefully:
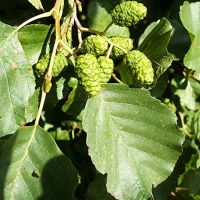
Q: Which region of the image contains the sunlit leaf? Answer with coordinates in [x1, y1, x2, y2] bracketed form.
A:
[0, 21, 35, 136]
[180, 1, 200, 71]
[83, 84, 184, 200]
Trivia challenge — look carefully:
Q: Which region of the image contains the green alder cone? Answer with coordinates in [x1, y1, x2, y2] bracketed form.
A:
[82, 35, 108, 56]
[123, 50, 154, 87]
[75, 54, 102, 96]
[109, 37, 133, 59]
[111, 1, 147, 27]
[34, 53, 68, 77]
[98, 56, 114, 84]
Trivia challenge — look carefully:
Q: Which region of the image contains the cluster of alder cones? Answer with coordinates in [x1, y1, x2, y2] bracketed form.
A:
[34, 1, 154, 96]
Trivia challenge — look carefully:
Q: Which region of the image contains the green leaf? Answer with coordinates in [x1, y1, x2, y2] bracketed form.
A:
[150, 72, 169, 98]
[83, 84, 184, 200]
[18, 24, 51, 65]
[0, 126, 79, 199]
[189, 72, 200, 96]
[138, 21, 160, 46]
[97, 0, 121, 12]
[88, 0, 130, 37]
[179, 168, 200, 197]
[25, 88, 40, 123]
[62, 78, 88, 119]
[27, 0, 43, 10]
[0, 21, 35, 137]
[138, 18, 173, 85]
[175, 81, 197, 110]
[180, 1, 200, 71]
[191, 110, 200, 140]
[50, 127, 70, 141]
[44, 75, 70, 109]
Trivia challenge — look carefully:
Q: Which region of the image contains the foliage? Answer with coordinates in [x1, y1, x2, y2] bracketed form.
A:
[0, 0, 200, 199]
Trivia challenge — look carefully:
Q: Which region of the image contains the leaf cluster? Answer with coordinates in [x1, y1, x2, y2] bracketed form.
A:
[0, 0, 200, 200]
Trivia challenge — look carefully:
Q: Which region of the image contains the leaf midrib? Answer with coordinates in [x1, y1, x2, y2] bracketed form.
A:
[100, 97, 151, 199]
[8, 126, 36, 200]
[0, 59, 16, 126]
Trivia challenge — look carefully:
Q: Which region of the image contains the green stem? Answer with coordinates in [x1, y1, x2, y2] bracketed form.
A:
[46, 40, 60, 77]
[74, 15, 102, 35]
[34, 1, 64, 126]
[104, 36, 127, 54]
[102, 21, 114, 35]
[66, 0, 76, 42]
[112, 73, 123, 84]
[106, 44, 113, 58]
[77, 28, 83, 48]
[178, 111, 193, 139]
[59, 40, 74, 55]
[34, 90, 46, 126]
[7, 9, 54, 43]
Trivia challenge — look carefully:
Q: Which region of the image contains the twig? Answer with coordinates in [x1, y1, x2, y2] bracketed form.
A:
[74, 15, 102, 35]
[191, 75, 200, 84]
[34, 0, 63, 126]
[46, 40, 60, 77]
[112, 73, 123, 84]
[106, 44, 113, 58]
[34, 40, 59, 126]
[66, 0, 76, 42]
[178, 111, 193, 139]
[34, 90, 46, 126]
[59, 40, 76, 57]
[55, 17, 61, 41]
[77, 28, 83, 48]
[1, 9, 53, 47]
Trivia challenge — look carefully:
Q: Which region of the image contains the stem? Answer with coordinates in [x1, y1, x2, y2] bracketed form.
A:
[191, 75, 200, 84]
[178, 111, 193, 139]
[72, 0, 110, 36]
[34, 40, 59, 126]
[106, 44, 113, 58]
[47, 40, 60, 77]
[66, 0, 76, 42]
[7, 9, 53, 42]
[102, 21, 114, 35]
[34, 90, 46, 126]
[34, 0, 63, 126]
[74, 15, 102, 35]
[55, 17, 61, 41]
[112, 73, 123, 84]
[104, 36, 127, 54]
[59, 40, 75, 56]
[77, 28, 83, 48]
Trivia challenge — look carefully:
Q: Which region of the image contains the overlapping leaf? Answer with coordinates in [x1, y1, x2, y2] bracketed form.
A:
[119, 18, 173, 86]
[180, 1, 200, 72]
[0, 126, 79, 200]
[88, 0, 130, 37]
[138, 18, 174, 84]
[18, 24, 51, 65]
[0, 21, 35, 136]
[83, 84, 184, 200]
